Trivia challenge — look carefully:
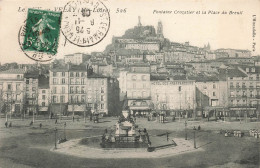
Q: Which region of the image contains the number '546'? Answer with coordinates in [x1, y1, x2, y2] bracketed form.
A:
[116, 8, 127, 13]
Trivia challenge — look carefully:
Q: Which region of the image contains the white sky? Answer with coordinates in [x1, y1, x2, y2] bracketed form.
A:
[0, 0, 259, 64]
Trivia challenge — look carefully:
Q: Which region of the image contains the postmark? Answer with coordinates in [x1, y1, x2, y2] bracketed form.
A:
[20, 8, 62, 61]
[61, 0, 110, 47]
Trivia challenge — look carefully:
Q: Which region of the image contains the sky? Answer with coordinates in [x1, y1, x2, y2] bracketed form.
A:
[0, 0, 259, 64]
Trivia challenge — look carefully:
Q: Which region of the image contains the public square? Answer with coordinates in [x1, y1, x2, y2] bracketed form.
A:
[0, 116, 259, 168]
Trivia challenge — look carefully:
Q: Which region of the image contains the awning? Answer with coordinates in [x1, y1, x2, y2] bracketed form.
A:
[39, 106, 48, 111]
[129, 106, 150, 110]
[229, 107, 256, 110]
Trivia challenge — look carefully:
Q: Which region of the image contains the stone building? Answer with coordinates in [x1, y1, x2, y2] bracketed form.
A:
[38, 75, 50, 115]
[24, 70, 39, 116]
[49, 64, 120, 116]
[0, 69, 26, 116]
[150, 76, 196, 117]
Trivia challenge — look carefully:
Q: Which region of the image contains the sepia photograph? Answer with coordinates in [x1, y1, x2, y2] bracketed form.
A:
[0, 0, 259, 167]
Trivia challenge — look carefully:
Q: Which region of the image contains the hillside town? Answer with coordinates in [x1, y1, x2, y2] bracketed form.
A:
[0, 16, 259, 122]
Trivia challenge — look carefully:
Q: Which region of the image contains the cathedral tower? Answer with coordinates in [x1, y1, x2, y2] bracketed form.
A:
[138, 16, 142, 27]
[157, 20, 164, 38]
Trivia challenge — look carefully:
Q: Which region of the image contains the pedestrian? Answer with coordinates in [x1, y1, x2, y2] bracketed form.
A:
[30, 121, 33, 126]
[5, 121, 8, 128]
[166, 132, 169, 142]
[39, 123, 42, 128]
[193, 126, 196, 130]
[9, 122, 12, 127]
[172, 116, 175, 122]
[73, 116, 75, 122]
[64, 122, 66, 127]
[198, 125, 201, 130]
[55, 119, 57, 124]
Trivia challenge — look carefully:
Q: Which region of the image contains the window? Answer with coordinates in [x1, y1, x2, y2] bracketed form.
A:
[132, 75, 137, 81]
[81, 96, 85, 103]
[62, 78, 65, 84]
[76, 78, 80, 84]
[53, 96, 57, 103]
[76, 72, 79, 77]
[62, 72, 65, 77]
[42, 102, 45, 106]
[70, 78, 74, 84]
[70, 72, 74, 77]
[70, 96, 74, 103]
[53, 78, 58, 84]
[242, 83, 246, 88]
[16, 84, 20, 90]
[42, 90, 46, 94]
[62, 87, 65, 94]
[60, 96, 65, 103]
[76, 95, 79, 103]
[53, 72, 57, 77]
[26, 79, 29, 84]
[42, 95, 45, 100]
[178, 86, 182, 92]
[81, 78, 85, 85]
[17, 75, 20, 79]
[8, 84, 12, 90]
[213, 84, 216, 89]
[81, 87, 85, 93]
[213, 92, 216, 96]
[101, 95, 104, 101]
[101, 104, 104, 109]
[76, 86, 79, 93]
[243, 91, 246, 96]
[81, 72, 85, 77]
[101, 87, 104, 93]
[70, 87, 74, 93]
[32, 87, 36, 91]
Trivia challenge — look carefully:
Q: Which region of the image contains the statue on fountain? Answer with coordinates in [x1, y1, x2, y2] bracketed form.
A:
[100, 110, 151, 148]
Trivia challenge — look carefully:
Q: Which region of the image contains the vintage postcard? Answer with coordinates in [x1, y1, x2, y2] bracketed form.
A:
[0, 0, 259, 168]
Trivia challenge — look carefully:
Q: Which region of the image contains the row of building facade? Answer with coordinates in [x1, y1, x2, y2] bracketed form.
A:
[0, 64, 120, 117]
[0, 62, 259, 118]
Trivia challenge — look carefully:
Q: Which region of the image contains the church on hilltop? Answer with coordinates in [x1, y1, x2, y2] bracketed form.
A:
[105, 16, 167, 53]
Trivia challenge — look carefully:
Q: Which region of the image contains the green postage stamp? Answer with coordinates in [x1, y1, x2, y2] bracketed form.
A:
[22, 9, 62, 55]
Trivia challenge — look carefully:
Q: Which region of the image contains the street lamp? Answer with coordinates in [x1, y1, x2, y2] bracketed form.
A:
[54, 127, 58, 149]
[193, 128, 196, 149]
[185, 120, 187, 140]
[64, 122, 66, 140]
